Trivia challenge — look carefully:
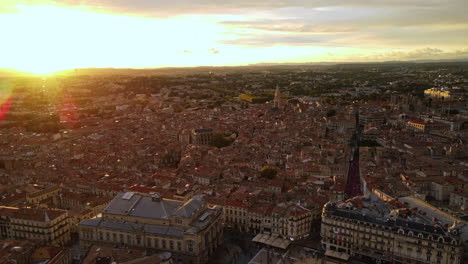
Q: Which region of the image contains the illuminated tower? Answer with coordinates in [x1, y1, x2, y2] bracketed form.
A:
[274, 85, 281, 109]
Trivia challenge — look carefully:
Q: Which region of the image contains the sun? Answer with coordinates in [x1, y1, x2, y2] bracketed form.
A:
[15, 65, 63, 76]
[0, 4, 236, 71]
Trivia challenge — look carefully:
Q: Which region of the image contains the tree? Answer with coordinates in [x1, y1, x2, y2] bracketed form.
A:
[260, 166, 277, 179]
[210, 133, 234, 148]
[326, 109, 336, 117]
[447, 109, 459, 115]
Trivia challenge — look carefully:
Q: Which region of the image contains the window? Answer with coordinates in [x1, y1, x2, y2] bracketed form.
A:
[188, 240, 194, 253]
[162, 239, 167, 249]
[177, 241, 182, 251]
[154, 238, 159, 248]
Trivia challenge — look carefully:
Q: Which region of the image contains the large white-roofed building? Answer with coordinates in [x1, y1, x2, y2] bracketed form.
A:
[79, 192, 223, 264]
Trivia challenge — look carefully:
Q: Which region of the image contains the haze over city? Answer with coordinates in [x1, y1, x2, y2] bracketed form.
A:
[1, 0, 467, 75]
[0, 1, 468, 264]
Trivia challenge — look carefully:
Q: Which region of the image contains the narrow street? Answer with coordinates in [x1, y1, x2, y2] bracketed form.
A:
[345, 130, 362, 198]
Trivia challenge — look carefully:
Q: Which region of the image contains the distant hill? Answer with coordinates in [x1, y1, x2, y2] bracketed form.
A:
[1, 58, 467, 78]
[0, 69, 32, 78]
[250, 57, 468, 66]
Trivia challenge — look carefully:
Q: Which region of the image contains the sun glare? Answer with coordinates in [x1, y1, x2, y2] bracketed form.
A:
[17, 66, 62, 76]
[0, 4, 331, 72]
[0, 1, 465, 70]
[0, 3, 352, 72]
[0, 4, 237, 73]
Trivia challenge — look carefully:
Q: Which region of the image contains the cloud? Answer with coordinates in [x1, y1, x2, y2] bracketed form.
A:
[217, 2, 468, 34]
[209, 48, 219, 54]
[212, 1, 468, 49]
[2, 0, 467, 67]
[387, 48, 444, 60]
[5, 0, 466, 50]
[354, 47, 468, 61]
[49, 0, 465, 17]
[219, 19, 360, 33]
[220, 32, 344, 47]
[349, 26, 468, 47]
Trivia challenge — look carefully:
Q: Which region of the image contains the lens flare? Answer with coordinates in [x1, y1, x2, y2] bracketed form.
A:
[57, 94, 80, 128]
[0, 80, 14, 123]
[0, 98, 13, 123]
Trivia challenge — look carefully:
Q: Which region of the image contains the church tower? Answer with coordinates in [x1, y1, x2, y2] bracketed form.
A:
[274, 85, 281, 109]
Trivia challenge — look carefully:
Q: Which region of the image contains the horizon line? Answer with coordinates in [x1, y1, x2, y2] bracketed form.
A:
[2, 58, 468, 77]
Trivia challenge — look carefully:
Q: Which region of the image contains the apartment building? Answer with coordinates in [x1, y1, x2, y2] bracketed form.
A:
[321, 195, 463, 264]
[407, 118, 450, 132]
[224, 200, 313, 241]
[359, 112, 385, 126]
[0, 206, 70, 246]
[26, 186, 61, 205]
[449, 192, 468, 210]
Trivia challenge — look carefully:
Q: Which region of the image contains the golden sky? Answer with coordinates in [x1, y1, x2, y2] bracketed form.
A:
[0, 0, 467, 74]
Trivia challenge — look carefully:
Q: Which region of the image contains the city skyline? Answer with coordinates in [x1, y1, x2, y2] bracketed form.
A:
[1, 0, 467, 75]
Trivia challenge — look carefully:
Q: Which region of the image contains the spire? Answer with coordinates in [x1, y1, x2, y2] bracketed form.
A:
[274, 85, 281, 109]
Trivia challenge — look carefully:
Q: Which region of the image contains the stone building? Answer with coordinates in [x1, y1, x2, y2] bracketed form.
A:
[26, 186, 61, 205]
[223, 200, 313, 241]
[191, 128, 214, 145]
[407, 118, 450, 133]
[79, 192, 223, 264]
[321, 194, 464, 263]
[0, 206, 71, 246]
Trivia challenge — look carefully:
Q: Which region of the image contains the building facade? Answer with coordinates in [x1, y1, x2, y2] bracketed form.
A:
[26, 186, 62, 205]
[191, 128, 214, 145]
[407, 118, 450, 132]
[79, 192, 223, 264]
[222, 200, 314, 241]
[449, 192, 468, 210]
[0, 206, 70, 246]
[321, 195, 464, 264]
[424, 88, 452, 100]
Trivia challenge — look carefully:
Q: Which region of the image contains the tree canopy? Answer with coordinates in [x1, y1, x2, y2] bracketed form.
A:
[260, 166, 278, 179]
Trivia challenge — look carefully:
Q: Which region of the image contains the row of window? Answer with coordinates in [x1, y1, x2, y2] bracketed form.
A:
[82, 230, 196, 253]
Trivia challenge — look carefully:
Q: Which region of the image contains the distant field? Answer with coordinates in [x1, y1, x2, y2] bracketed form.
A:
[239, 93, 271, 103]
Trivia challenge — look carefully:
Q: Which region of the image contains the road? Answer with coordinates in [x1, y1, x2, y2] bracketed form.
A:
[345, 132, 362, 198]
